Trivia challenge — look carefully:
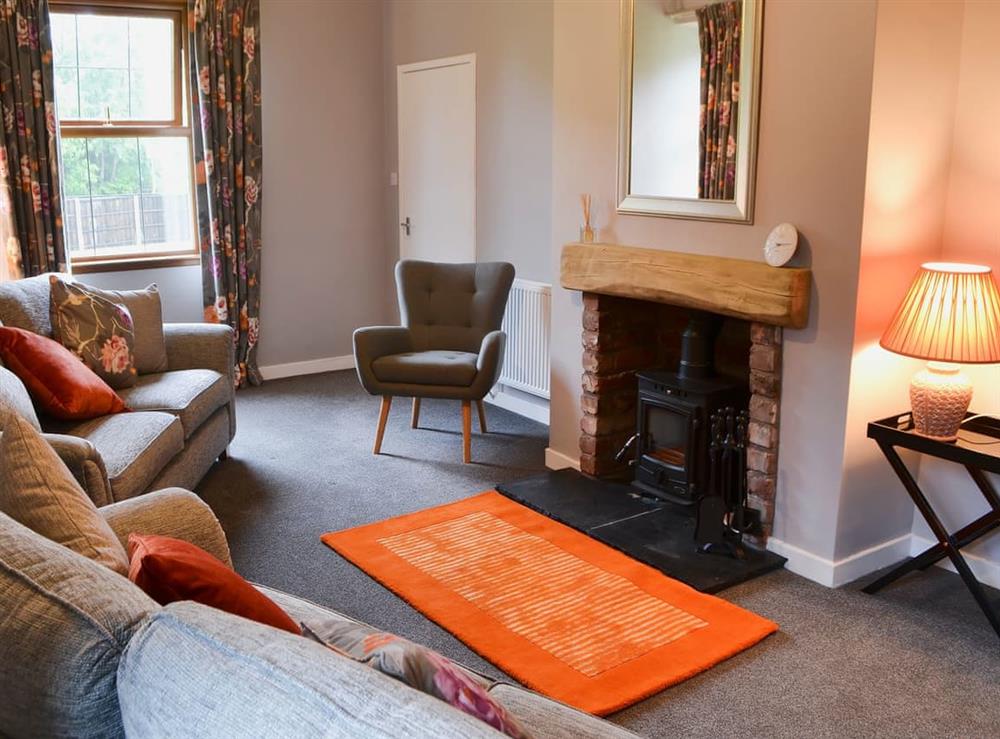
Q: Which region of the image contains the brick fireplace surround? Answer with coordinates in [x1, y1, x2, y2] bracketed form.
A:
[579, 292, 783, 541]
[561, 241, 811, 545]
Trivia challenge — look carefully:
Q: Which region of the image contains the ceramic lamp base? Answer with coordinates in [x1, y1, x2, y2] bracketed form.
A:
[909, 361, 972, 442]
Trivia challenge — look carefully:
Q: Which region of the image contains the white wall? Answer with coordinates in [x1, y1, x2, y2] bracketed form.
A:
[629, 0, 700, 198]
[913, 0, 1000, 579]
[549, 0, 879, 572]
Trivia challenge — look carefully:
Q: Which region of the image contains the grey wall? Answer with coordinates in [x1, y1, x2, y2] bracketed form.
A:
[75, 0, 391, 369]
[383, 0, 553, 289]
[79, 265, 204, 323]
[258, 0, 388, 367]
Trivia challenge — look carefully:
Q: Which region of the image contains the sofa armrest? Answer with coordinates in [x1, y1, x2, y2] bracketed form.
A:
[44, 432, 113, 508]
[353, 326, 412, 394]
[163, 323, 235, 382]
[99, 487, 233, 568]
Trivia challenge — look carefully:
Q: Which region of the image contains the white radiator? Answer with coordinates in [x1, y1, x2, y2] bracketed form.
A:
[499, 278, 551, 399]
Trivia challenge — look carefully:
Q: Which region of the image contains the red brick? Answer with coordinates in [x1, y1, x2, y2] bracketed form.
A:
[747, 471, 776, 499]
[581, 371, 636, 394]
[749, 369, 780, 398]
[750, 322, 782, 346]
[747, 493, 775, 525]
[580, 390, 635, 417]
[580, 412, 635, 437]
[748, 420, 778, 449]
[747, 445, 778, 475]
[749, 394, 779, 425]
[749, 343, 780, 373]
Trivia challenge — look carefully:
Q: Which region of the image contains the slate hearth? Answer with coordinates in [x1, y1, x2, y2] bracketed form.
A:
[497, 469, 785, 594]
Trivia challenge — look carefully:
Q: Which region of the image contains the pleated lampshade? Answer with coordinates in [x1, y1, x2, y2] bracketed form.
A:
[880, 263, 1000, 364]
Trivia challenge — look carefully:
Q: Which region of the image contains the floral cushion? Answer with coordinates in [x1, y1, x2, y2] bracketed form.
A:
[302, 622, 530, 738]
[49, 277, 137, 389]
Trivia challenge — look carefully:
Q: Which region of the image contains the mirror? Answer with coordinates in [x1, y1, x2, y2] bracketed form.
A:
[618, 0, 763, 223]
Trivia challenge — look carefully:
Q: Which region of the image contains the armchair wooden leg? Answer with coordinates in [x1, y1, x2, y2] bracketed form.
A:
[476, 400, 487, 433]
[373, 396, 392, 455]
[461, 400, 472, 464]
[411, 397, 421, 429]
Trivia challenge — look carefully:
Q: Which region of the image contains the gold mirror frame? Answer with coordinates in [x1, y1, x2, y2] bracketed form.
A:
[617, 0, 764, 223]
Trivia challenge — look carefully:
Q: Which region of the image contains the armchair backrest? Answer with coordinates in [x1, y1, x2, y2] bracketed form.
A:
[396, 260, 515, 353]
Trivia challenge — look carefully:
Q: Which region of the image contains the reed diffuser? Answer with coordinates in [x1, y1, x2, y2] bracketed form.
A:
[580, 194, 596, 243]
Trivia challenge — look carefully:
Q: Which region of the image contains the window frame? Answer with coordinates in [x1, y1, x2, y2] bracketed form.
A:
[53, 0, 200, 273]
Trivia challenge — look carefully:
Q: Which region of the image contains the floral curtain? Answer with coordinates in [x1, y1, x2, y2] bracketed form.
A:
[0, 0, 64, 280]
[696, 1, 741, 201]
[189, 0, 262, 387]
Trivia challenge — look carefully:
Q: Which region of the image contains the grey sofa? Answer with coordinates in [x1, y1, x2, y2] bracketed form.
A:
[0, 274, 235, 506]
[354, 260, 514, 462]
[0, 488, 638, 738]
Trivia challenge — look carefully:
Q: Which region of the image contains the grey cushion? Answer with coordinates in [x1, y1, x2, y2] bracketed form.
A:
[0, 365, 41, 430]
[118, 369, 230, 439]
[118, 602, 504, 738]
[0, 272, 59, 336]
[397, 260, 514, 354]
[0, 511, 157, 738]
[373, 350, 479, 387]
[0, 413, 129, 573]
[75, 283, 168, 374]
[60, 411, 185, 502]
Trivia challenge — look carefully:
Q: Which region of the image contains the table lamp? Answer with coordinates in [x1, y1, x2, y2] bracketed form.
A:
[880, 262, 1000, 441]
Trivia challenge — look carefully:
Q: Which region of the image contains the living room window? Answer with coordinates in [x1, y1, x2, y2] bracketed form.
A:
[51, 0, 197, 272]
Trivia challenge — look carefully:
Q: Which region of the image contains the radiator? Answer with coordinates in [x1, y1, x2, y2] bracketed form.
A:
[499, 278, 551, 399]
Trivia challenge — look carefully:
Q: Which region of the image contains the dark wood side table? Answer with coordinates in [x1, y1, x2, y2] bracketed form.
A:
[864, 412, 1000, 638]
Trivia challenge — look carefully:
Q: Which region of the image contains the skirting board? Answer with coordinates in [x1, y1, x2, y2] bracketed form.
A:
[259, 355, 355, 381]
[766, 534, 913, 588]
[545, 447, 580, 471]
[485, 389, 550, 425]
[910, 534, 1000, 591]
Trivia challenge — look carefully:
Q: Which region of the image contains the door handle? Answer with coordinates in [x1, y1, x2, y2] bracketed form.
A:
[400, 217, 411, 235]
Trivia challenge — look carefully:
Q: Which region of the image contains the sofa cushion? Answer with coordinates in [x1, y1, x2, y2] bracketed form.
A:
[128, 533, 300, 634]
[0, 365, 41, 430]
[117, 369, 229, 438]
[117, 601, 505, 738]
[261, 587, 634, 738]
[0, 272, 58, 336]
[373, 350, 479, 387]
[62, 412, 185, 502]
[0, 413, 129, 573]
[0, 511, 156, 738]
[50, 277, 138, 390]
[488, 685, 639, 739]
[73, 282, 168, 374]
[0, 326, 128, 420]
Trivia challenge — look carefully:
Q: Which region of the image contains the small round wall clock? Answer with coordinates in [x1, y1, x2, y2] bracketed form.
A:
[764, 223, 799, 267]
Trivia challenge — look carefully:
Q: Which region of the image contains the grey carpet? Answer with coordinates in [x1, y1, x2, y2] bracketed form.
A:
[197, 371, 1000, 738]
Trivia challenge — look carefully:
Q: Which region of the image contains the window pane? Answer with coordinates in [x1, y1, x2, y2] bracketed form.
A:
[52, 12, 175, 121]
[61, 137, 194, 258]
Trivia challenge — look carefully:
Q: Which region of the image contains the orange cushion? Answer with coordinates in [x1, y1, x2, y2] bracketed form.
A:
[0, 326, 126, 420]
[128, 534, 301, 635]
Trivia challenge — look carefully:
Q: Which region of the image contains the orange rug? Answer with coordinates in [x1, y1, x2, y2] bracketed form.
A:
[321, 491, 777, 715]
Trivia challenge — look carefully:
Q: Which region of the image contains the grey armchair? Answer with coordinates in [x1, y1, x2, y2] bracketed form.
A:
[354, 260, 515, 463]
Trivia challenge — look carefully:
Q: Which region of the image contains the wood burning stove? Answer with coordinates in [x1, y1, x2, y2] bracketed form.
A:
[619, 313, 748, 505]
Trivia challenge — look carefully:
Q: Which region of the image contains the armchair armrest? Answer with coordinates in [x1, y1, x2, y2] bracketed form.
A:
[44, 432, 113, 508]
[164, 323, 235, 382]
[99, 487, 233, 568]
[474, 330, 507, 391]
[353, 326, 412, 394]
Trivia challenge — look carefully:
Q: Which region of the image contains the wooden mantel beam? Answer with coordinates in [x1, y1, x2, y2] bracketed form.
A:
[560, 242, 812, 329]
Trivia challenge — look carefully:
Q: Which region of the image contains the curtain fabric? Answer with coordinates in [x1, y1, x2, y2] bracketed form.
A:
[0, 0, 64, 280]
[696, 1, 741, 201]
[189, 0, 262, 387]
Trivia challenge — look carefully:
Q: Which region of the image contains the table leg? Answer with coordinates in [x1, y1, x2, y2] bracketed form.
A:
[864, 441, 1000, 638]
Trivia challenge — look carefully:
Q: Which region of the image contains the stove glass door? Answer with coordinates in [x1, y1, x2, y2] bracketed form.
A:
[641, 401, 689, 470]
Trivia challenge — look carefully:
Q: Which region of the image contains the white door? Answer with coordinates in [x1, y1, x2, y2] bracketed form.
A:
[397, 54, 476, 263]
